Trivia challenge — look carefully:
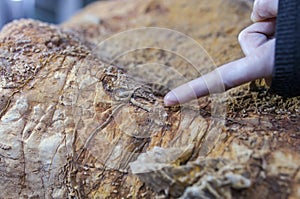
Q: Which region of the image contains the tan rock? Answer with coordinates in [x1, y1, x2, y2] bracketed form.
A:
[0, 0, 299, 198]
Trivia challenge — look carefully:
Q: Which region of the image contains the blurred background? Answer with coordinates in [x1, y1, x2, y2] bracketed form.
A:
[0, 0, 100, 29]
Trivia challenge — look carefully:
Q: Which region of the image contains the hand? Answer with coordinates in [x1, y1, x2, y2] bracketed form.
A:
[251, 0, 278, 22]
[164, 0, 278, 106]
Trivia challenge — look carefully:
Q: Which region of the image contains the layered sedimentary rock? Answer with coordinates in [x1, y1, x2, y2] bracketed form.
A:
[0, 0, 299, 198]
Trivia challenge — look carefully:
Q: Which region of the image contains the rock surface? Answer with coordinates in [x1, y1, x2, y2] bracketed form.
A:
[63, 0, 253, 66]
[0, 0, 299, 199]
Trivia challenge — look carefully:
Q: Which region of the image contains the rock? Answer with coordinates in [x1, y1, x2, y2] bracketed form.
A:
[0, 0, 299, 198]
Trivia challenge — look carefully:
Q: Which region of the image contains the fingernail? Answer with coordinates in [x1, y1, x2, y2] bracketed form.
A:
[251, 12, 258, 22]
[164, 91, 178, 106]
[250, 12, 255, 21]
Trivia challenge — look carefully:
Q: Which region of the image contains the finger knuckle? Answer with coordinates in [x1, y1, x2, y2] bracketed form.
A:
[238, 29, 248, 44]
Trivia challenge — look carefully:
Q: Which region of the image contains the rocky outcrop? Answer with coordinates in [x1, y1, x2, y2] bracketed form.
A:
[0, 0, 299, 198]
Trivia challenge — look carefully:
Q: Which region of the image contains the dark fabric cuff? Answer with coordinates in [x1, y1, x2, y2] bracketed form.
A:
[271, 0, 300, 97]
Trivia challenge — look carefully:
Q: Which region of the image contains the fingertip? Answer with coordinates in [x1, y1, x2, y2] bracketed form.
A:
[251, 0, 260, 22]
[164, 91, 179, 106]
[251, 12, 258, 22]
[251, 0, 278, 22]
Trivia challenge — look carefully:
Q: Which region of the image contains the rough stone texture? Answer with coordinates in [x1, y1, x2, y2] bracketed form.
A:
[63, 0, 253, 66]
[0, 0, 299, 199]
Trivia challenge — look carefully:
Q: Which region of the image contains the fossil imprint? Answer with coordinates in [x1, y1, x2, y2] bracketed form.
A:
[0, 0, 300, 198]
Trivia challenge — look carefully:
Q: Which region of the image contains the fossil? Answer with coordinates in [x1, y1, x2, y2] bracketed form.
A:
[0, 0, 299, 198]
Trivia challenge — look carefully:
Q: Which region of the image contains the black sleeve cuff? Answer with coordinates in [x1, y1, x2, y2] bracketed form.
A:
[270, 0, 300, 97]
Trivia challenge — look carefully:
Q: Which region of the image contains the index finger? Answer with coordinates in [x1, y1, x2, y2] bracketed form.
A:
[251, 0, 278, 22]
[164, 39, 275, 106]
